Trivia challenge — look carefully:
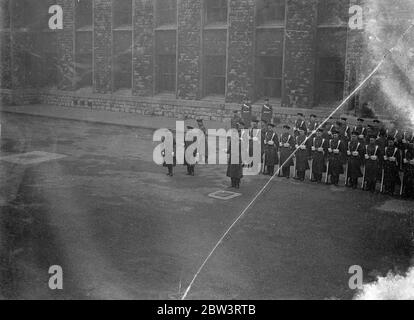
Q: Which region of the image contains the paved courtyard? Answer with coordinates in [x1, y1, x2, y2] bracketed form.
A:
[0, 112, 413, 300]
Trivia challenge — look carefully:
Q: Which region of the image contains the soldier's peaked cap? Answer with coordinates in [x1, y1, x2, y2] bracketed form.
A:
[297, 112, 304, 117]
[283, 125, 291, 129]
[357, 118, 365, 122]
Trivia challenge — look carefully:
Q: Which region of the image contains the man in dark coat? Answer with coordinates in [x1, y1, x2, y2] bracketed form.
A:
[310, 128, 328, 183]
[364, 135, 382, 192]
[263, 123, 279, 176]
[227, 122, 244, 189]
[279, 125, 295, 178]
[346, 131, 364, 189]
[294, 128, 310, 181]
[327, 129, 346, 186]
[382, 137, 401, 196]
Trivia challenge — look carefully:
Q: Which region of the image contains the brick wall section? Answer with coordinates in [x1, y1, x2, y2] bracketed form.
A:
[133, 0, 154, 97]
[94, 0, 112, 93]
[0, 1, 11, 89]
[56, 0, 74, 90]
[0, 31, 11, 89]
[226, 0, 255, 103]
[283, 0, 318, 109]
[177, 0, 202, 100]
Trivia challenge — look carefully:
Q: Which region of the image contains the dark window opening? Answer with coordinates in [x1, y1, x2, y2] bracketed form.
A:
[75, 0, 93, 30]
[256, 0, 285, 25]
[157, 54, 176, 93]
[156, 0, 177, 26]
[113, 0, 132, 28]
[204, 55, 226, 96]
[13, 0, 51, 30]
[316, 57, 344, 103]
[317, 0, 347, 25]
[24, 51, 41, 87]
[256, 56, 282, 98]
[113, 31, 132, 91]
[75, 32, 93, 89]
[205, 0, 228, 25]
[38, 34, 58, 87]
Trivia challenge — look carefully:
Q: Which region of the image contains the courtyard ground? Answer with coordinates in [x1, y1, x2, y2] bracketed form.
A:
[0, 109, 413, 300]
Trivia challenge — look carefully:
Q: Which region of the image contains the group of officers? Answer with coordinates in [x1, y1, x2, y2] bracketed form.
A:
[228, 97, 414, 198]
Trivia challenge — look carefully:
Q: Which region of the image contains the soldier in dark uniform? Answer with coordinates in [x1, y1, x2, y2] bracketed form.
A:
[260, 120, 268, 173]
[364, 135, 382, 192]
[248, 119, 261, 168]
[263, 123, 279, 176]
[197, 119, 208, 163]
[322, 121, 332, 141]
[184, 126, 198, 176]
[279, 125, 295, 178]
[340, 117, 351, 143]
[294, 128, 310, 181]
[326, 117, 336, 139]
[386, 121, 400, 141]
[327, 129, 346, 186]
[382, 137, 401, 196]
[261, 98, 273, 124]
[294, 113, 307, 136]
[346, 131, 364, 189]
[240, 97, 252, 126]
[401, 130, 413, 152]
[227, 121, 244, 189]
[354, 118, 366, 143]
[401, 143, 414, 199]
[231, 110, 241, 129]
[308, 114, 319, 135]
[376, 128, 387, 151]
[310, 128, 328, 183]
[371, 119, 381, 139]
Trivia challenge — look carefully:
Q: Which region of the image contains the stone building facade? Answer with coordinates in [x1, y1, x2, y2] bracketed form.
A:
[0, 0, 369, 122]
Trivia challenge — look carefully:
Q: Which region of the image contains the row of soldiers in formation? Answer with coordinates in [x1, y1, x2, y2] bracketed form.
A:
[161, 98, 413, 198]
[232, 110, 414, 198]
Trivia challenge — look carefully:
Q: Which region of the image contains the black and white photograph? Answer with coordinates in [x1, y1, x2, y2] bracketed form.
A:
[0, 0, 414, 304]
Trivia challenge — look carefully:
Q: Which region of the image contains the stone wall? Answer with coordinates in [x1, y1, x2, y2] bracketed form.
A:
[283, 0, 318, 109]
